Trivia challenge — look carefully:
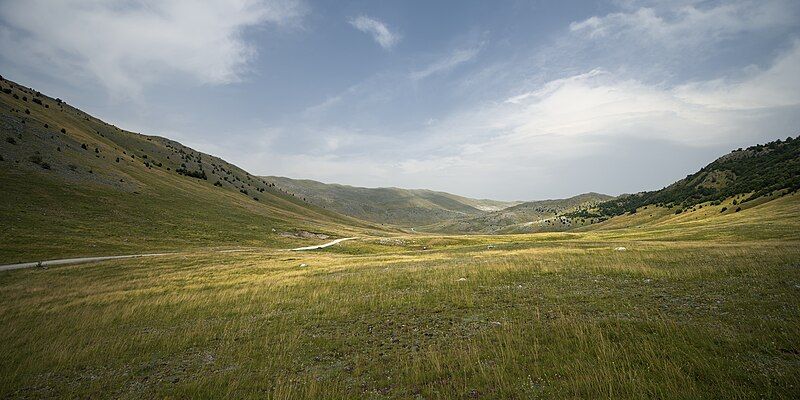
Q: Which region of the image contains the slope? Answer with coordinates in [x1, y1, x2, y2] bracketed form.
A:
[421, 192, 613, 234]
[263, 176, 520, 227]
[0, 77, 385, 263]
[594, 136, 800, 216]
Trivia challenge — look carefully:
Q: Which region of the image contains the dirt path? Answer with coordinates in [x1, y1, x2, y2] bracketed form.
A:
[0, 237, 358, 271]
[290, 237, 358, 251]
[0, 238, 360, 272]
[0, 253, 173, 272]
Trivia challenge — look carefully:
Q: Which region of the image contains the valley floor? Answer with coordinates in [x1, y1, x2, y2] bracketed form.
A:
[1, 223, 799, 398]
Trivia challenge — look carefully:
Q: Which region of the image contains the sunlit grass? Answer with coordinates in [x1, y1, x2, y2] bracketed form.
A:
[1, 223, 799, 398]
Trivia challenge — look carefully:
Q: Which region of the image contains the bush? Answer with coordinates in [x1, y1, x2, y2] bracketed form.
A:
[176, 167, 207, 180]
[6, 136, 16, 145]
[735, 207, 742, 212]
[60, 128, 66, 134]
[720, 207, 728, 212]
[28, 154, 43, 164]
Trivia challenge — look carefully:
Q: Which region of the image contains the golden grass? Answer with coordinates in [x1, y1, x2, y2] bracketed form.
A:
[1, 190, 798, 398]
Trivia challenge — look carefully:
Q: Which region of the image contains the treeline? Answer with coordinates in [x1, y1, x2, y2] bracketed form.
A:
[596, 136, 800, 216]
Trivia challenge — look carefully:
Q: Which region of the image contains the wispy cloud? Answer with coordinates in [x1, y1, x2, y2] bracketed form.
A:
[570, 0, 796, 46]
[410, 46, 482, 81]
[0, 0, 307, 97]
[348, 15, 401, 49]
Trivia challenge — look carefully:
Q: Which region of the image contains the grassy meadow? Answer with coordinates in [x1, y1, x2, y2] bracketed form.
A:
[1, 195, 799, 399]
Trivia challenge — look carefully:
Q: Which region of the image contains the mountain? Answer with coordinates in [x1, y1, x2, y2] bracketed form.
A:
[591, 136, 800, 217]
[263, 176, 521, 227]
[420, 192, 614, 234]
[0, 78, 384, 263]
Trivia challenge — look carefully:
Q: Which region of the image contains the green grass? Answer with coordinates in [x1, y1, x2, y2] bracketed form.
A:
[1, 198, 799, 398]
[0, 167, 379, 264]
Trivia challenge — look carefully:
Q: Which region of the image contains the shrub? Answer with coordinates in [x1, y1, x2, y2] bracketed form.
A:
[81, 143, 87, 150]
[6, 136, 16, 145]
[720, 207, 728, 212]
[28, 154, 43, 164]
[176, 167, 207, 180]
[61, 128, 66, 134]
[735, 207, 742, 212]
[40, 162, 51, 170]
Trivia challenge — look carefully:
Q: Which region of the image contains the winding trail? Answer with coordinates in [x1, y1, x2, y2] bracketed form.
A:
[290, 237, 358, 251]
[0, 237, 360, 271]
[0, 253, 173, 272]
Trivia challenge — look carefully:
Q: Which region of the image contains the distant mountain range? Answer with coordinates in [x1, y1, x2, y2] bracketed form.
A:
[263, 176, 521, 227]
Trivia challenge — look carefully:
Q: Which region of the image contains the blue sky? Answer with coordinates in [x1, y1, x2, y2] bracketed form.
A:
[2, 0, 799, 200]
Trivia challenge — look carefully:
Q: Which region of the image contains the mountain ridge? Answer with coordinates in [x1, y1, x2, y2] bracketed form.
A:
[263, 175, 521, 227]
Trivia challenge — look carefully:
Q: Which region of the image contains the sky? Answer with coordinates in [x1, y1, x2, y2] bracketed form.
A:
[1, 0, 799, 201]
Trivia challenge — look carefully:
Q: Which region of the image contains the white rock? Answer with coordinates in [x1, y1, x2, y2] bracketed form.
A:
[457, 277, 467, 282]
[299, 263, 308, 267]
[614, 247, 627, 251]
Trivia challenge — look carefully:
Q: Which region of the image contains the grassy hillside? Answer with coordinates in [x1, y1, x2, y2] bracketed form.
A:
[1, 191, 798, 398]
[264, 176, 520, 227]
[0, 78, 386, 263]
[423, 192, 613, 234]
[595, 136, 800, 216]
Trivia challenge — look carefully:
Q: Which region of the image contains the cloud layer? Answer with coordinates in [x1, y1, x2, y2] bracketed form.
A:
[232, 0, 800, 199]
[0, 0, 305, 96]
